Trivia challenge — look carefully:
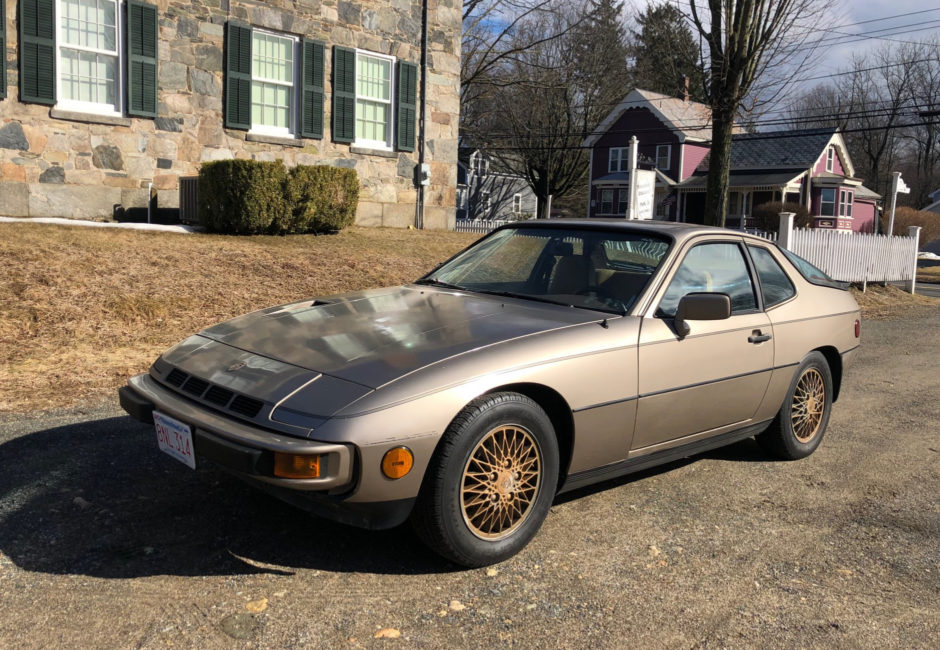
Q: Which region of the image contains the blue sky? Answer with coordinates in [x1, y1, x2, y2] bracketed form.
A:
[627, 1, 940, 89]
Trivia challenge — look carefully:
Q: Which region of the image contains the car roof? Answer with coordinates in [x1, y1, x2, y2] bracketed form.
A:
[500, 219, 772, 246]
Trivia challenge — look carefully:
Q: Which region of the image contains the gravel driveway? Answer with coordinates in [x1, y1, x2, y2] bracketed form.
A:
[1, 308, 937, 649]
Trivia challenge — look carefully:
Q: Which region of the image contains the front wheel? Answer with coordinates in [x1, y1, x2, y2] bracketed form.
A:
[757, 351, 833, 460]
[412, 392, 559, 567]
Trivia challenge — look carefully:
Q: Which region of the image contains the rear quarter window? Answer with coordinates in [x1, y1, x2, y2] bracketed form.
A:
[748, 245, 796, 307]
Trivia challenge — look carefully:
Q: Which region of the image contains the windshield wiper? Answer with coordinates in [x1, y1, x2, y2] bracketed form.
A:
[414, 277, 467, 291]
[479, 289, 628, 316]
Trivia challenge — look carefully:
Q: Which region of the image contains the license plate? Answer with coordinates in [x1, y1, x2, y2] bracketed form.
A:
[153, 410, 196, 469]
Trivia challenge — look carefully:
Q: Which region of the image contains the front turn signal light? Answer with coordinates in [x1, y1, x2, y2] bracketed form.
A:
[274, 452, 321, 479]
[381, 447, 414, 479]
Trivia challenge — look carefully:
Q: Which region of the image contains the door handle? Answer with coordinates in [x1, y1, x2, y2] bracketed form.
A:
[748, 330, 772, 344]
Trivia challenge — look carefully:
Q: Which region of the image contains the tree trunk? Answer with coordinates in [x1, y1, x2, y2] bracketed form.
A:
[703, 109, 735, 227]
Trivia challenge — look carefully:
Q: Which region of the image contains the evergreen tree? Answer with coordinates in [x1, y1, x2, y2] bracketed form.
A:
[631, 2, 705, 101]
[572, 0, 633, 126]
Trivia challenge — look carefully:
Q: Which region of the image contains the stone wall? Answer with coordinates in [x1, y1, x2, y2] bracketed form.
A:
[0, 0, 461, 229]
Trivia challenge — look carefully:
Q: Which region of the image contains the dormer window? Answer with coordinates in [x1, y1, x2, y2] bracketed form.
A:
[826, 146, 835, 173]
[470, 152, 488, 177]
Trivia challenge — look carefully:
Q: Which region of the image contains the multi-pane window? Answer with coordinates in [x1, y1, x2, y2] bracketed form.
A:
[600, 189, 614, 214]
[470, 152, 488, 177]
[512, 193, 522, 213]
[820, 188, 836, 216]
[251, 31, 295, 133]
[609, 148, 628, 172]
[58, 0, 120, 113]
[617, 189, 629, 216]
[656, 144, 671, 170]
[839, 190, 853, 217]
[826, 146, 835, 172]
[356, 52, 393, 147]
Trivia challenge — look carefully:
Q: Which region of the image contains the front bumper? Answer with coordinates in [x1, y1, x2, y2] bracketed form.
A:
[121, 373, 422, 529]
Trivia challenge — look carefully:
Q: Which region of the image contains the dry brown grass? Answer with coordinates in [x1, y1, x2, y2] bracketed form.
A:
[850, 283, 937, 320]
[917, 264, 940, 284]
[0, 223, 475, 413]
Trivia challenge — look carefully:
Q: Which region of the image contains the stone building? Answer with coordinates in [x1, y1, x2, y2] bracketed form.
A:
[0, 0, 461, 228]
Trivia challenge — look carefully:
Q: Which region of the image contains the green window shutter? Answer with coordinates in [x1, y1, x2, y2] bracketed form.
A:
[300, 39, 324, 139]
[127, 1, 158, 118]
[0, 0, 7, 99]
[396, 61, 418, 152]
[224, 22, 252, 130]
[331, 46, 355, 143]
[19, 0, 56, 105]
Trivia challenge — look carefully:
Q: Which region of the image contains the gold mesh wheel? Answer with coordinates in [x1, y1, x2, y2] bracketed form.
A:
[791, 367, 826, 443]
[461, 425, 541, 541]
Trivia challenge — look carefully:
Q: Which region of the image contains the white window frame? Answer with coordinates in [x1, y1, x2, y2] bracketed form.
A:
[839, 189, 854, 218]
[826, 146, 835, 172]
[457, 187, 468, 210]
[56, 0, 124, 116]
[617, 189, 629, 215]
[470, 151, 488, 178]
[512, 193, 522, 213]
[600, 189, 614, 214]
[609, 148, 628, 172]
[249, 29, 299, 137]
[354, 49, 396, 150]
[656, 144, 671, 171]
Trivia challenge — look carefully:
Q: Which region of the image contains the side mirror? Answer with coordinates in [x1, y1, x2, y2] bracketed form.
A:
[674, 293, 731, 338]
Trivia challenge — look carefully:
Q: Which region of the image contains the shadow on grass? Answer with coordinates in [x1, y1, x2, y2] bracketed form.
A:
[0, 416, 453, 578]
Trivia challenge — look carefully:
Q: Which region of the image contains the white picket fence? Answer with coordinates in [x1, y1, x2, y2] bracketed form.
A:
[454, 219, 516, 234]
[788, 228, 918, 284]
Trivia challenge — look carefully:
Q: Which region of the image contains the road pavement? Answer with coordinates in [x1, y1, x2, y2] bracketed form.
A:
[0, 309, 937, 648]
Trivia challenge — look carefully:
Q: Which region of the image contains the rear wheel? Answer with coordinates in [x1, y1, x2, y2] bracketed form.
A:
[412, 392, 559, 567]
[757, 352, 833, 460]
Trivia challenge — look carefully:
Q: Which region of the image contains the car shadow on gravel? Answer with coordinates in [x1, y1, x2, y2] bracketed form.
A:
[0, 416, 455, 579]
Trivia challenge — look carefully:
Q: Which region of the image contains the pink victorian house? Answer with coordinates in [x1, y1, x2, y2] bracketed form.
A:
[583, 89, 881, 232]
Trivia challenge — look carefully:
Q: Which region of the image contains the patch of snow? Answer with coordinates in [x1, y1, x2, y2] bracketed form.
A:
[0, 216, 200, 234]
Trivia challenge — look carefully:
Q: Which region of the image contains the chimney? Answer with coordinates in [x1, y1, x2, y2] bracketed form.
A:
[682, 76, 690, 102]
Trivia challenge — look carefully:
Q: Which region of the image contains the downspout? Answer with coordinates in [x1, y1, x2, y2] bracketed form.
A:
[415, 0, 429, 229]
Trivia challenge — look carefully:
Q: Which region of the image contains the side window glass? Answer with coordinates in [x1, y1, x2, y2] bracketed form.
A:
[748, 246, 796, 307]
[658, 243, 757, 317]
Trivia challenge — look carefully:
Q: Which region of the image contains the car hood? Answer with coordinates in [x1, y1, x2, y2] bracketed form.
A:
[199, 285, 604, 389]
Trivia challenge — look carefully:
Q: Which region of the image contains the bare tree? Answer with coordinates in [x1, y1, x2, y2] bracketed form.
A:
[461, 0, 589, 135]
[686, 0, 832, 226]
[473, 4, 627, 218]
[788, 41, 938, 206]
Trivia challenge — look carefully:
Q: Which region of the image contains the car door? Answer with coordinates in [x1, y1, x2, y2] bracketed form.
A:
[632, 239, 774, 451]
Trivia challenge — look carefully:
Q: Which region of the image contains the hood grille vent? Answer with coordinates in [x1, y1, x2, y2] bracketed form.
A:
[157, 367, 264, 421]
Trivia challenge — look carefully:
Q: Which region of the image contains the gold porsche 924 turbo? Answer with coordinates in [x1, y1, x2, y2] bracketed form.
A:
[120, 220, 860, 566]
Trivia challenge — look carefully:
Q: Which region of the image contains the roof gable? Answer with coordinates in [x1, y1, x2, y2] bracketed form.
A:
[584, 88, 715, 147]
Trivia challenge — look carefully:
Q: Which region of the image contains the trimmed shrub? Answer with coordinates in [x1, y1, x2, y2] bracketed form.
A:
[879, 206, 940, 244]
[198, 160, 290, 234]
[286, 165, 360, 233]
[750, 201, 814, 232]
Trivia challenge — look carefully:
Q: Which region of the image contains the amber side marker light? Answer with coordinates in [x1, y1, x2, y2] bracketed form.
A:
[382, 447, 414, 479]
[274, 452, 321, 479]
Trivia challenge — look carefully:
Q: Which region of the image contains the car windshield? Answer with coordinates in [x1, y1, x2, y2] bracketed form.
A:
[418, 226, 671, 314]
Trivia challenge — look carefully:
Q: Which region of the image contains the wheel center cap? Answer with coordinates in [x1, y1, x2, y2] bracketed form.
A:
[496, 471, 515, 495]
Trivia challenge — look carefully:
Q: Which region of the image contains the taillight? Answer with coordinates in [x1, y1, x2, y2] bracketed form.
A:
[854, 319, 860, 338]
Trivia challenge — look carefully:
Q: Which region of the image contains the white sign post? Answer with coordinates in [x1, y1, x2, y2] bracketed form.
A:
[632, 170, 656, 220]
[625, 135, 654, 220]
[887, 171, 910, 236]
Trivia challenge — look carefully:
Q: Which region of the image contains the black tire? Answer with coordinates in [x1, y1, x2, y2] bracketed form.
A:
[411, 392, 559, 567]
[757, 351, 833, 460]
